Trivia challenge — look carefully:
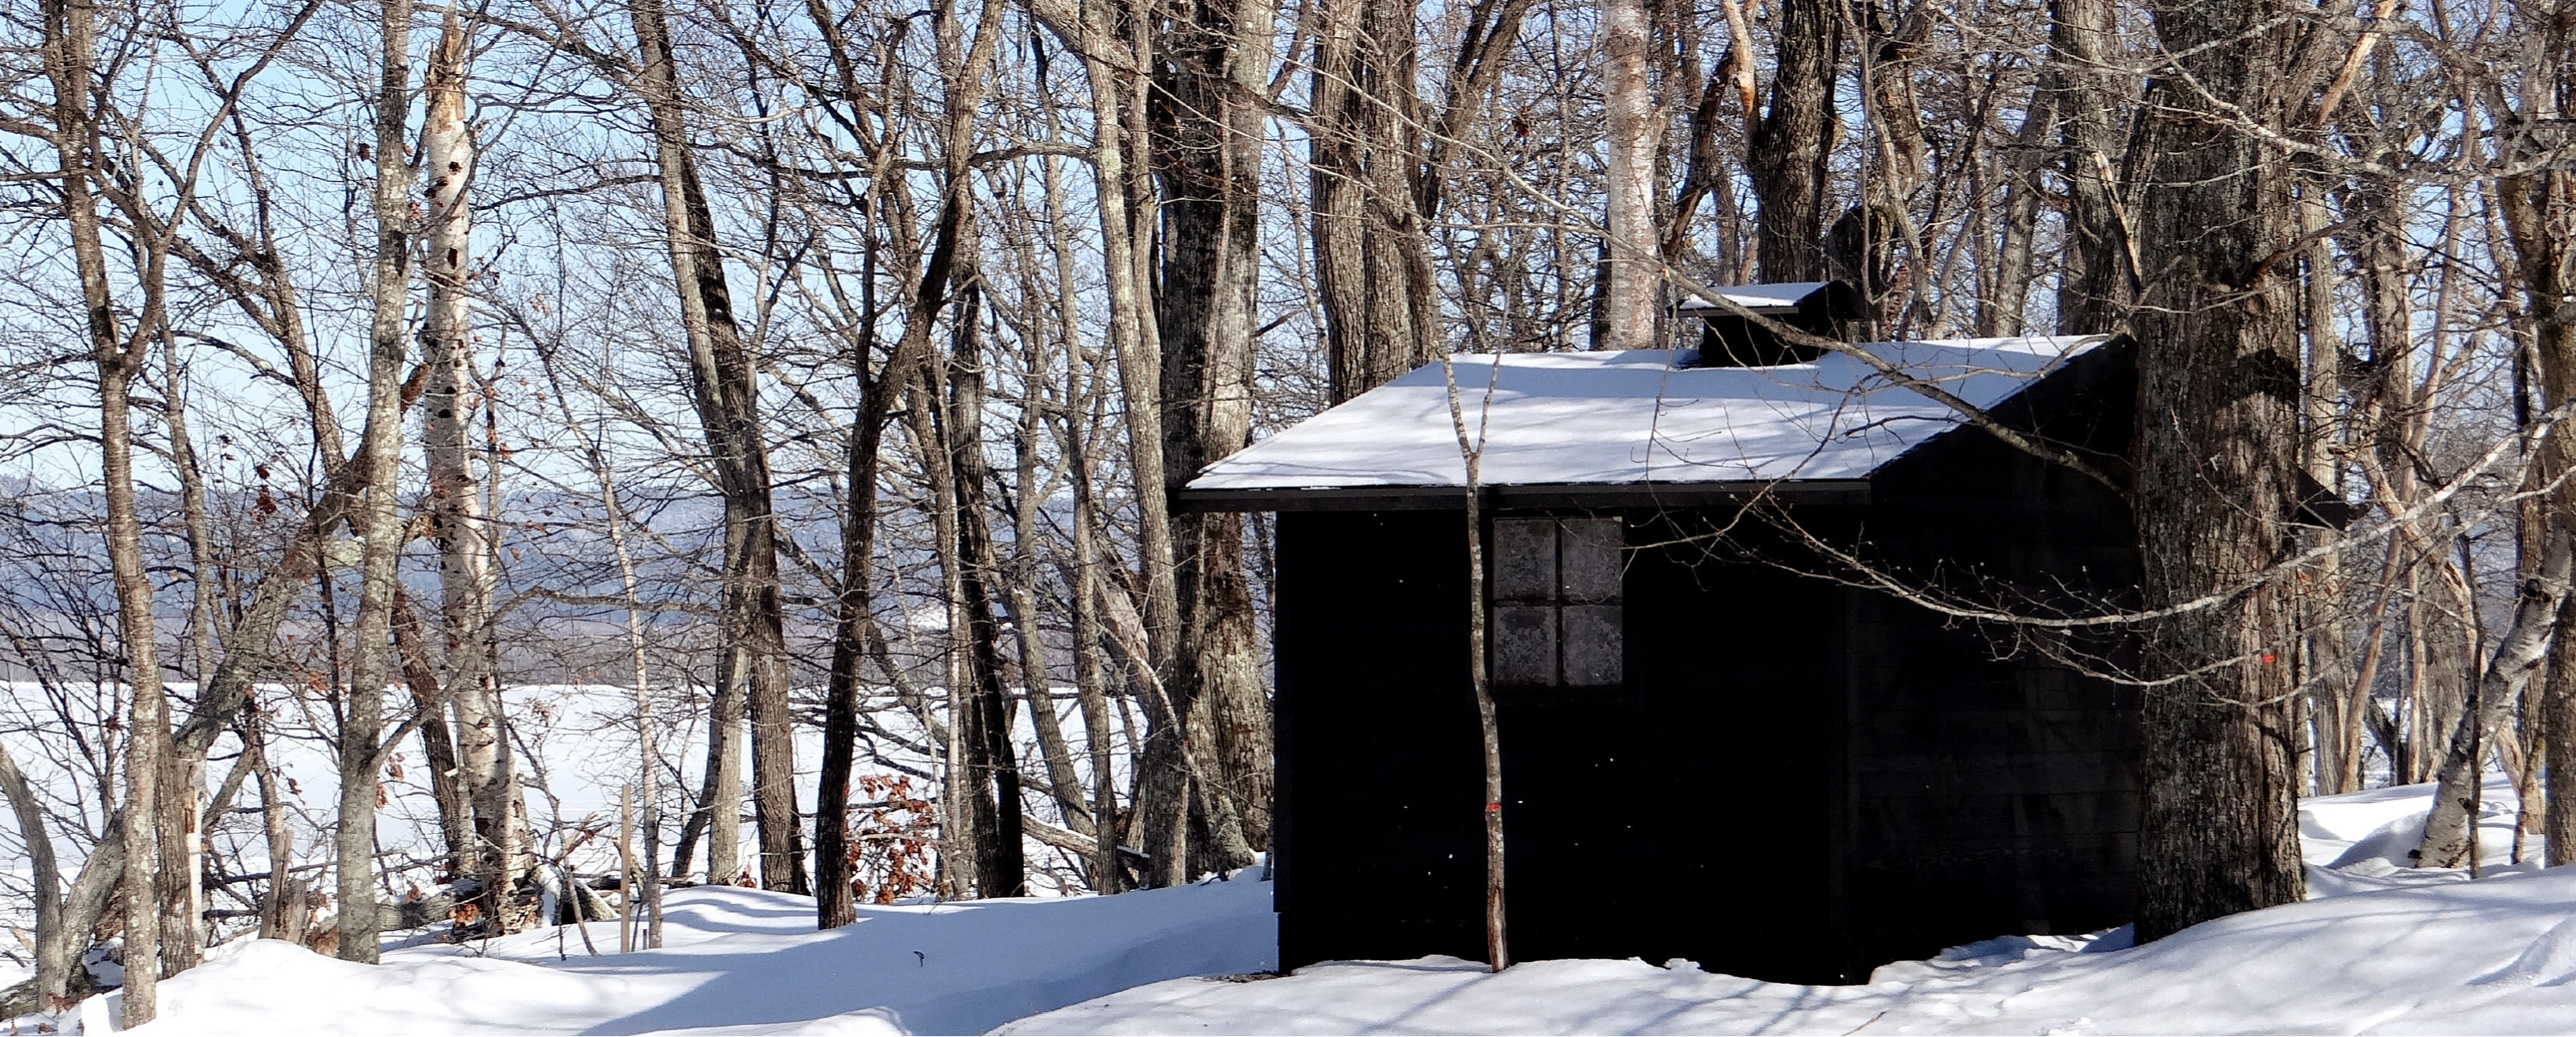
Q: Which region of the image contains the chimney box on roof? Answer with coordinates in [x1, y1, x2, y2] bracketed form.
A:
[1674, 280, 1864, 367]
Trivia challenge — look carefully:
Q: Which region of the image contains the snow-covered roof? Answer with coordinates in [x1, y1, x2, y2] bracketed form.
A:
[1671, 281, 1836, 313]
[1187, 336, 2106, 494]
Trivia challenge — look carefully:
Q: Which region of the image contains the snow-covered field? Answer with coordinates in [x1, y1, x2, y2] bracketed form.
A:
[43, 778, 2576, 1035]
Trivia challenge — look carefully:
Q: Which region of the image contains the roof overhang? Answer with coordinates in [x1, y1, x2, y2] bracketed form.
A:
[1172, 478, 1870, 513]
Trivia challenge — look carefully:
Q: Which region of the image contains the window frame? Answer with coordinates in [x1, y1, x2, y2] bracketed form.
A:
[1487, 513, 1626, 689]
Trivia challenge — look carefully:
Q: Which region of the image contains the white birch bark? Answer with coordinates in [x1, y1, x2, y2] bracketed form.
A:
[1600, 0, 1658, 351]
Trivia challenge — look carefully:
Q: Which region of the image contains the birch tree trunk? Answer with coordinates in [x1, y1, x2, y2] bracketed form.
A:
[1597, 0, 1656, 350]
[418, 8, 532, 930]
[2417, 534, 2572, 866]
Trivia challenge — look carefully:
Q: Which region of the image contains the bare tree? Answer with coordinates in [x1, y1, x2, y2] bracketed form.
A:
[625, 0, 806, 894]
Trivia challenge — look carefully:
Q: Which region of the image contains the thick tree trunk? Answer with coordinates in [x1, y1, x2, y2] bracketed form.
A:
[1147, 0, 1275, 882]
[2128, 0, 2318, 942]
[2490, 14, 2575, 859]
[1746, 0, 1843, 283]
[2051, 0, 2128, 333]
[1309, 0, 1439, 402]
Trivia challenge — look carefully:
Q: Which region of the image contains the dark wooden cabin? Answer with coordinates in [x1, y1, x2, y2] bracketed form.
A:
[1178, 316, 2145, 985]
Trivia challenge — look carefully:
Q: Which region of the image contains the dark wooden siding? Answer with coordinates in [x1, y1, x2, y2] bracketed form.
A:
[1838, 342, 2141, 967]
[1275, 508, 1851, 981]
[1274, 510, 1485, 969]
[1607, 509, 1846, 981]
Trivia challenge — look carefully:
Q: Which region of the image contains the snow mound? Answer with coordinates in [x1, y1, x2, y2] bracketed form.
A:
[102, 875, 1273, 1036]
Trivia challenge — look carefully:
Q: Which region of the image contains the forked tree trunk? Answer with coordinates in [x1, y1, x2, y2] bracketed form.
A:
[625, 0, 805, 894]
[1437, 357, 1507, 972]
[1147, 0, 1274, 882]
[43, 0, 168, 1014]
[1309, 0, 1438, 400]
[2417, 535, 2572, 867]
[1746, 0, 1843, 283]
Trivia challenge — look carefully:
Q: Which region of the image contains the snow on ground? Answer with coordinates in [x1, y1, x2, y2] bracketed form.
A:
[93, 873, 1272, 1036]
[56, 779, 2576, 1035]
[1010, 779, 2572, 1036]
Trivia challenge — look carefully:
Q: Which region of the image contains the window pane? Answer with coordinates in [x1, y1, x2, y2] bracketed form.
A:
[1492, 518, 1557, 604]
[1558, 518, 1624, 604]
[1560, 605, 1624, 687]
[1492, 605, 1558, 686]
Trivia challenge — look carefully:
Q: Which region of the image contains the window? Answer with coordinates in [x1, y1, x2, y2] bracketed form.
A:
[1490, 516, 1624, 688]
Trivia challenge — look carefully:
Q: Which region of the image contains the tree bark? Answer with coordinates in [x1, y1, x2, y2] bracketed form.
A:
[1310, 0, 1439, 401]
[1597, 0, 1659, 350]
[419, 8, 534, 931]
[0, 737, 69, 1010]
[2417, 534, 2572, 866]
[942, 287, 1027, 899]
[2128, 0, 2318, 942]
[1147, 0, 1275, 882]
[42, 0, 169, 1010]
[2489, 5, 2576, 860]
[2051, 0, 2128, 333]
[1746, 0, 1843, 283]
[332, 0, 422, 966]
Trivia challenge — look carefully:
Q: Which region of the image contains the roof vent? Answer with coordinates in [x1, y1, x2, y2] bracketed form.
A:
[1673, 280, 1864, 367]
